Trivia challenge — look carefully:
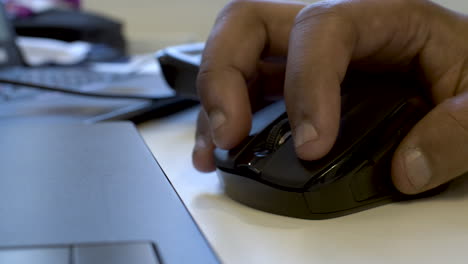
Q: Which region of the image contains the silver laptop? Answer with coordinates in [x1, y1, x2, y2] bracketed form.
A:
[0, 5, 194, 123]
[0, 121, 219, 263]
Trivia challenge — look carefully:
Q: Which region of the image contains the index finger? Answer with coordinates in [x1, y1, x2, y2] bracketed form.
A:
[197, 0, 305, 149]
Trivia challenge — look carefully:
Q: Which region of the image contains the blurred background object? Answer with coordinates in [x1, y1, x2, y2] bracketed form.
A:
[2, 0, 80, 18]
[82, 0, 468, 54]
[84, 0, 230, 54]
[4, 0, 468, 55]
[2, 0, 126, 62]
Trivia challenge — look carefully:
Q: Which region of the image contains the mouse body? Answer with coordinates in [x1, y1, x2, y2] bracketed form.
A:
[156, 43, 447, 219]
[214, 71, 446, 219]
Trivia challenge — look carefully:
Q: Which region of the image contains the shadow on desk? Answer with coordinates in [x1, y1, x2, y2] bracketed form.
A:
[427, 172, 468, 200]
[192, 172, 468, 226]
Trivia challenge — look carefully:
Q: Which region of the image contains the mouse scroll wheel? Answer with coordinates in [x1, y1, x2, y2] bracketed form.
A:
[265, 118, 292, 152]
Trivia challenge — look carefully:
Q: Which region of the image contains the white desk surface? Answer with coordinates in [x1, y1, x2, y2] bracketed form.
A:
[82, 0, 468, 262]
[84, 0, 468, 53]
[138, 106, 468, 264]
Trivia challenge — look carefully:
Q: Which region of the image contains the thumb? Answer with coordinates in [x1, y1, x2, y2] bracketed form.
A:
[392, 92, 468, 194]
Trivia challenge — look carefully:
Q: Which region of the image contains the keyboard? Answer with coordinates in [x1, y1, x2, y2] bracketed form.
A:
[0, 67, 129, 102]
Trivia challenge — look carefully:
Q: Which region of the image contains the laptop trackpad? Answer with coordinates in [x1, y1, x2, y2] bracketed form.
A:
[0, 242, 160, 264]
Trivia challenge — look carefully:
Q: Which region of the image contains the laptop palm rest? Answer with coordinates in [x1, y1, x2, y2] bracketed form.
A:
[0, 122, 218, 263]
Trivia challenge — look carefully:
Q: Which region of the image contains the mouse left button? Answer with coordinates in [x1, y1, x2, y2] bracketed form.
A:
[260, 139, 316, 189]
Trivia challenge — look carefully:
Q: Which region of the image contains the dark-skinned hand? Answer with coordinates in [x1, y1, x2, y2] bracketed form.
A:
[192, 0, 468, 195]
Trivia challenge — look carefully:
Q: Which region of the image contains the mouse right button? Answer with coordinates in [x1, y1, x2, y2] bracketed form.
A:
[350, 161, 380, 202]
[350, 158, 396, 202]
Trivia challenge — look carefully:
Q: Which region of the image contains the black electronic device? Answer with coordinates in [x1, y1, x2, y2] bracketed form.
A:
[158, 43, 447, 220]
[215, 72, 448, 219]
[13, 9, 126, 61]
[0, 4, 197, 123]
[156, 42, 203, 99]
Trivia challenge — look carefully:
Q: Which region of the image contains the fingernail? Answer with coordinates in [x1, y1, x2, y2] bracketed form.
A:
[194, 136, 208, 150]
[208, 110, 226, 131]
[404, 148, 431, 191]
[294, 121, 319, 148]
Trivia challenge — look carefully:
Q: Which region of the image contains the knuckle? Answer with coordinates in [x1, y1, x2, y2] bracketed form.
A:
[196, 66, 238, 97]
[196, 68, 214, 93]
[294, 0, 423, 28]
[196, 109, 211, 135]
[294, 0, 347, 26]
[216, 0, 257, 23]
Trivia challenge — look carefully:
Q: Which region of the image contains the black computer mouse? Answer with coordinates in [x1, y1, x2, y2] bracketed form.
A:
[214, 71, 447, 219]
[156, 43, 447, 220]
